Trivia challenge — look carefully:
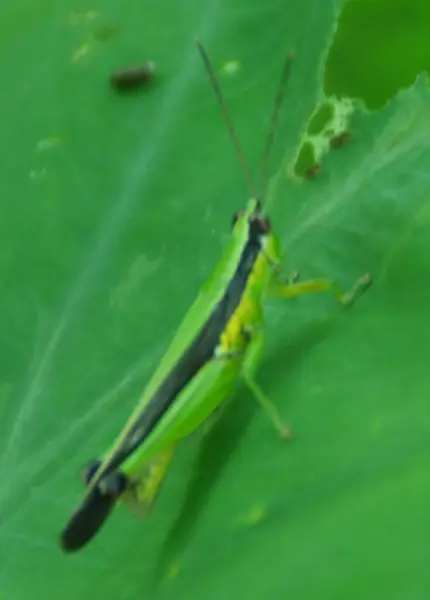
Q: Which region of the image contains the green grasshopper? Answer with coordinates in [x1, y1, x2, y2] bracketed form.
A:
[61, 40, 371, 552]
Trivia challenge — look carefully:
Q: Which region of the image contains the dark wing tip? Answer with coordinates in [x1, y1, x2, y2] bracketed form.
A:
[60, 488, 117, 553]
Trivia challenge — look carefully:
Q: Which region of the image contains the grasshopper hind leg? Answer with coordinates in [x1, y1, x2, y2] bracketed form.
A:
[80, 460, 102, 485]
[122, 448, 175, 519]
[80, 460, 129, 496]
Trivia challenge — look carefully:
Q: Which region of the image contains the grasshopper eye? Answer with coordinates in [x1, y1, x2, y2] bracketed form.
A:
[232, 210, 245, 229]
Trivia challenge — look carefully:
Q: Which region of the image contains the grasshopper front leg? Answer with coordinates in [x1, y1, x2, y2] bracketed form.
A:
[268, 272, 372, 306]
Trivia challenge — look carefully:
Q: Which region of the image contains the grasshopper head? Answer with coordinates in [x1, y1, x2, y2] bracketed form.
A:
[231, 197, 271, 238]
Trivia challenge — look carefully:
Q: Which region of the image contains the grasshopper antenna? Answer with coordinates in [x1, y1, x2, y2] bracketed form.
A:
[195, 38, 257, 200]
[259, 51, 295, 207]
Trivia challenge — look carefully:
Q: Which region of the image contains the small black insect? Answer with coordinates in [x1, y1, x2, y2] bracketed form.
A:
[110, 61, 156, 91]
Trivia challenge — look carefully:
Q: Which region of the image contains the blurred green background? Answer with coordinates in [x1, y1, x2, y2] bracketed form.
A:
[1, 0, 429, 599]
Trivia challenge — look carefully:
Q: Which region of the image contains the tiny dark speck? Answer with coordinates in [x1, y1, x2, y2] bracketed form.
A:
[110, 61, 156, 91]
[330, 130, 352, 149]
[303, 163, 321, 180]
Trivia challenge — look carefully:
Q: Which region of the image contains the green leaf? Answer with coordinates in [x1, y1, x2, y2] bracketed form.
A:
[325, 0, 430, 109]
[1, 1, 429, 599]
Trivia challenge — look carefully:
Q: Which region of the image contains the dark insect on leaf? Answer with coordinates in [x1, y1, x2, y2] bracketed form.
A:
[110, 61, 156, 91]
